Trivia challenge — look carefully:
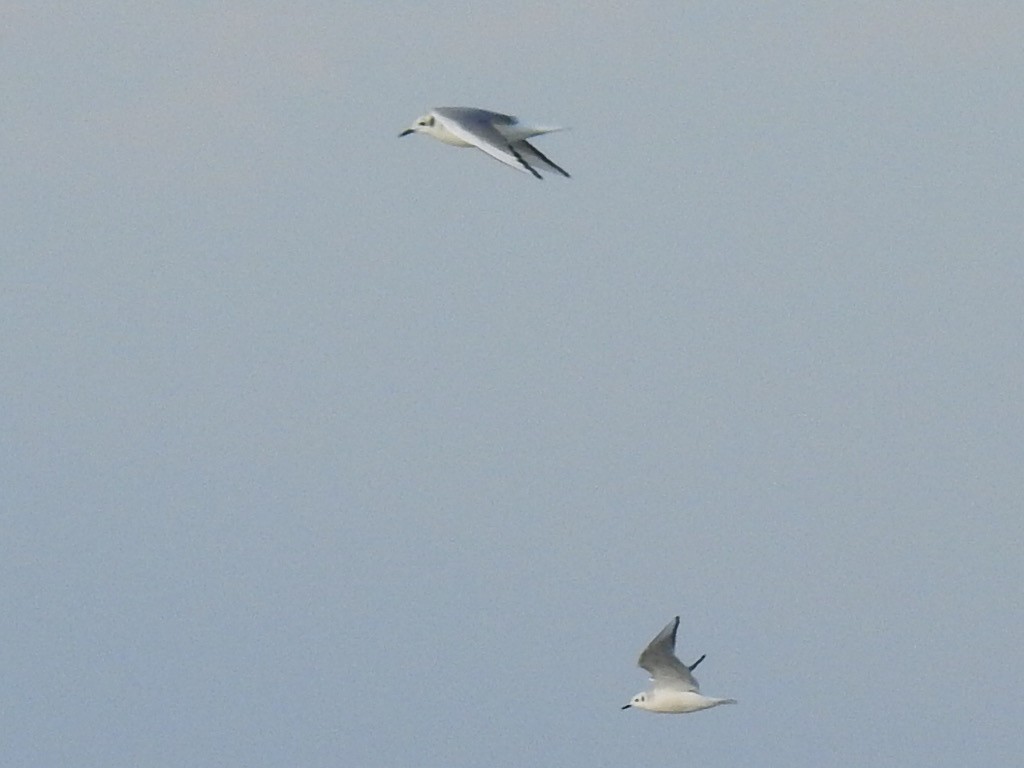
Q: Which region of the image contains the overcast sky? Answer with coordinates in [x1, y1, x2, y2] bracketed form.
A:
[3, 3, 1022, 766]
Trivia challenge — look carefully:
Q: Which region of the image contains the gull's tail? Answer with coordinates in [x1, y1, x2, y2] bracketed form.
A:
[529, 125, 567, 136]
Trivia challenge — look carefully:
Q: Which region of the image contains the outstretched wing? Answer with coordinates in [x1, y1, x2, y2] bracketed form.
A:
[637, 616, 699, 692]
[432, 109, 540, 178]
[511, 140, 570, 178]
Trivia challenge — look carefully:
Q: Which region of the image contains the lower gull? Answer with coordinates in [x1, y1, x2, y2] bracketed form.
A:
[622, 616, 737, 714]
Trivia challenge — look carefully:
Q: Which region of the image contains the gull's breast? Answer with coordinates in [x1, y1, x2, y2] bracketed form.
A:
[648, 690, 721, 714]
[431, 124, 475, 147]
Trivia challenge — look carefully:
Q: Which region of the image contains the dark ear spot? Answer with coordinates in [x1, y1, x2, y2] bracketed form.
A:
[427, 116, 435, 127]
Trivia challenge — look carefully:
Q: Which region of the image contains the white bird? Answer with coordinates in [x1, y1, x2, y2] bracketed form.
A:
[399, 107, 570, 179]
[621, 616, 737, 714]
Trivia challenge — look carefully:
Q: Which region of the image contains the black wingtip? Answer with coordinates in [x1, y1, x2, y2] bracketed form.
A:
[519, 139, 570, 178]
[688, 653, 706, 671]
[508, 143, 543, 179]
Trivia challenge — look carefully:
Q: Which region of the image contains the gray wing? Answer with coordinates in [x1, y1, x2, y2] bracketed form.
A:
[511, 140, 570, 178]
[432, 109, 540, 177]
[434, 107, 518, 126]
[637, 616, 700, 692]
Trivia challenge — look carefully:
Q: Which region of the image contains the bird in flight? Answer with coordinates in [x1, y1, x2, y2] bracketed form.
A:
[621, 616, 737, 714]
[399, 107, 570, 179]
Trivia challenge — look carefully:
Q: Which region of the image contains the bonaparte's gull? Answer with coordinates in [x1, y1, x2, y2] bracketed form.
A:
[621, 616, 737, 714]
[399, 107, 570, 179]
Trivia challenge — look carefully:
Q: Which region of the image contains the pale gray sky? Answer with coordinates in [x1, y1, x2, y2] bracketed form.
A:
[3, 3, 1022, 766]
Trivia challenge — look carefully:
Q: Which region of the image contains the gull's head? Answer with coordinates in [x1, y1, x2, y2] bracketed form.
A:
[621, 693, 648, 711]
[399, 113, 436, 138]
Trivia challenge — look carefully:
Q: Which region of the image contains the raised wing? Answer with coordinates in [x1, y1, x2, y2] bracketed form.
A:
[637, 616, 700, 692]
[432, 110, 541, 178]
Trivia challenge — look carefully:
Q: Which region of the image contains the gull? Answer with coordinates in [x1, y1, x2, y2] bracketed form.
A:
[621, 616, 737, 714]
[399, 107, 570, 179]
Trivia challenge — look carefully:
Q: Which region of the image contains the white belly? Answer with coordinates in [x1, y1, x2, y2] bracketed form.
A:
[431, 125, 475, 147]
[647, 690, 730, 714]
